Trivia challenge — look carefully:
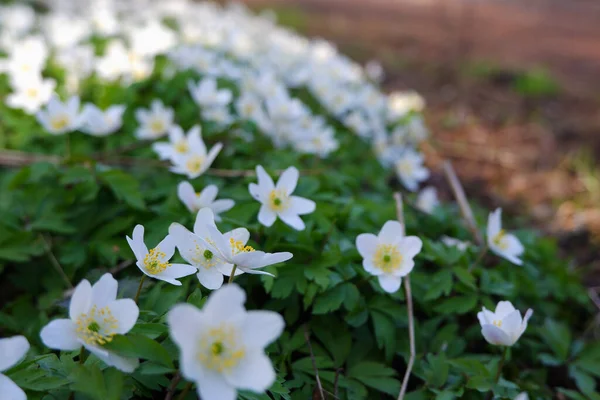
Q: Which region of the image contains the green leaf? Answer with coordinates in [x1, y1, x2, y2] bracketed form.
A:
[452, 267, 477, 290]
[99, 170, 146, 210]
[466, 376, 493, 392]
[541, 318, 571, 361]
[102, 334, 174, 368]
[312, 284, 345, 314]
[424, 270, 453, 301]
[433, 294, 478, 315]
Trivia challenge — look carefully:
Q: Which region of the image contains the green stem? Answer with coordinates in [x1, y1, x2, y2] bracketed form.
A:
[65, 133, 71, 161]
[486, 347, 508, 400]
[40, 235, 73, 289]
[134, 275, 146, 304]
[468, 245, 488, 272]
[79, 346, 87, 364]
[176, 382, 193, 400]
[228, 265, 238, 284]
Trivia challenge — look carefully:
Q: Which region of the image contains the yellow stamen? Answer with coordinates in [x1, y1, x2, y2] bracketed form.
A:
[75, 305, 119, 345]
[50, 115, 70, 131]
[492, 230, 508, 250]
[372, 244, 403, 274]
[229, 237, 254, 256]
[143, 248, 170, 274]
[268, 189, 289, 212]
[186, 156, 205, 175]
[174, 140, 189, 154]
[150, 119, 165, 134]
[493, 320, 502, 328]
[197, 325, 246, 373]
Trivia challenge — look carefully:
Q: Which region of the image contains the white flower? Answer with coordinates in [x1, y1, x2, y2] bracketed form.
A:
[80, 104, 125, 137]
[169, 208, 242, 290]
[249, 165, 316, 231]
[364, 60, 384, 82]
[477, 301, 533, 346]
[177, 181, 235, 221]
[194, 209, 293, 276]
[153, 125, 200, 161]
[135, 100, 174, 140]
[126, 225, 197, 286]
[188, 77, 232, 109]
[387, 91, 425, 122]
[36, 94, 83, 135]
[167, 284, 284, 400]
[40, 273, 140, 372]
[0, 335, 30, 400]
[6, 76, 55, 115]
[356, 221, 422, 293]
[514, 393, 529, 400]
[394, 149, 429, 192]
[487, 208, 524, 266]
[169, 136, 223, 179]
[416, 186, 439, 214]
[441, 236, 470, 252]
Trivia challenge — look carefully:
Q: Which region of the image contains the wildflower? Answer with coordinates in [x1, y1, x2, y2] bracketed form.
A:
[477, 301, 533, 346]
[135, 100, 174, 140]
[126, 225, 197, 286]
[168, 284, 284, 400]
[188, 77, 232, 109]
[177, 181, 234, 221]
[153, 125, 200, 161]
[0, 335, 30, 400]
[169, 208, 241, 290]
[416, 186, 439, 214]
[249, 165, 316, 231]
[169, 136, 223, 179]
[356, 221, 422, 293]
[80, 104, 125, 137]
[394, 149, 429, 192]
[194, 209, 293, 276]
[36, 94, 84, 135]
[40, 273, 140, 372]
[515, 393, 529, 400]
[441, 236, 470, 252]
[487, 208, 524, 265]
[6, 76, 56, 114]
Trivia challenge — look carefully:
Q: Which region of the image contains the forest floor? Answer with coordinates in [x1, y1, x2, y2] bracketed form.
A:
[244, 0, 600, 282]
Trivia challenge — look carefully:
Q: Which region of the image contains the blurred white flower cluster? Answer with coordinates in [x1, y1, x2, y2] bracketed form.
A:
[0, 0, 430, 191]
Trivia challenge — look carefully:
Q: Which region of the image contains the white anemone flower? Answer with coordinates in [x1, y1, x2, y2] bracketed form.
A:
[441, 236, 470, 252]
[36, 94, 83, 135]
[80, 104, 125, 137]
[0, 336, 30, 400]
[135, 100, 174, 140]
[6, 76, 56, 114]
[168, 284, 284, 400]
[177, 181, 235, 221]
[416, 186, 439, 214]
[487, 208, 524, 266]
[169, 136, 223, 179]
[514, 393, 529, 400]
[477, 301, 533, 347]
[169, 208, 243, 290]
[126, 225, 197, 286]
[394, 149, 429, 192]
[152, 125, 201, 161]
[356, 221, 423, 293]
[249, 165, 316, 231]
[40, 273, 140, 372]
[188, 77, 232, 109]
[194, 209, 293, 276]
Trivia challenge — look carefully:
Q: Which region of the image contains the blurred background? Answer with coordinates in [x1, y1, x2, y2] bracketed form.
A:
[243, 0, 600, 265]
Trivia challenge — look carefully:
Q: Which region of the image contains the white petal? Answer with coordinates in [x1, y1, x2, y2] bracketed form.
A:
[501, 309, 523, 340]
[255, 165, 274, 192]
[177, 181, 196, 212]
[378, 220, 404, 243]
[40, 319, 79, 351]
[363, 259, 383, 276]
[481, 324, 512, 346]
[0, 374, 26, 400]
[156, 235, 176, 261]
[203, 143, 223, 172]
[278, 211, 305, 231]
[487, 208, 502, 239]
[69, 279, 92, 320]
[167, 304, 204, 350]
[211, 199, 235, 214]
[107, 299, 139, 334]
[495, 301, 516, 319]
[477, 308, 495, 326]
[127, 225, 148, 261]
[356, 234, 378, 259]
[258, 205, 277, 227]
[249, 182, 268, 203]
[397, 236, 423, 259]
[394, 258, 415, 277]
[198, 185, 219, 205]
[0, 336, 29, 372]
[158, 263, 197, 281]
[224, 351, 275, 392]
[377, 275, 402, 293]
[241, 311, 285, 348]
[91, 273, 118, 309]
[289, 196, 315, 215]
[198, 369, 237, 400]
[223, 228, 250, 246]
[193, 208, 217, 237]
[203, 284, 246, 321]
[504, 234, 524, 256]
[197, 267, 224, 290]
[520, 309, 533, 336]
[275, 166, 299, 194]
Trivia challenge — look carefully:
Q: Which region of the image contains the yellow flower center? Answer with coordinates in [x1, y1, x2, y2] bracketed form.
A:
[197, 325, 246, 373]
[27, 88, 38, 98]
[397, 159, 414, 176]
[268, 189, 289, 212]
[493, 320, 503, 328]
[492, 230, 508, 250]
[150, 119, 165, 134]
[75, 305, 118, 345]
[50, 115, 70, 131]
[186, 155, 205, 175]
[243, 103, 255, 116]
[372, 244, 403, 273]
[190, 242, 218, 270]
[229, 237, 254, 256]
[143, 248, 170, 274]
[174, 140, 189, 154]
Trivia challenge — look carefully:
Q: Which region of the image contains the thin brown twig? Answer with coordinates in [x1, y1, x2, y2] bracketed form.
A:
[442, 161, 484, 246]
[333, 368, 343, 399]
[394, 193, 416, 400]
[40, 235, 73, 289]
[176, 382, 193, 400]
[165, 372, 182, 400]
[589, 288, 600, 312]
[304, 324, 325, 400]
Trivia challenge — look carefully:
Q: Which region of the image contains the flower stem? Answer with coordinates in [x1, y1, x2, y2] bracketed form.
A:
[486, 347, 508, 400]
[40, 234, 73, 289]
[79, 346, 87, 364]
[65, 133, 71, 161]
[468, 245, 488, 272]
[176, 382, 193, 400]
[228, 265, 238, 284]
[134, 275, 146, 304]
